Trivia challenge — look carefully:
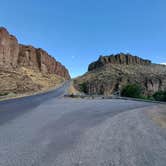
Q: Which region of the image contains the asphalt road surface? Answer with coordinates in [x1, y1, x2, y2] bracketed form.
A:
[0, 83, 166, 166]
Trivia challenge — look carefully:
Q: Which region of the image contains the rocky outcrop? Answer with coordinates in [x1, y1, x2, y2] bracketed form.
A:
[18, 45, 70, 79]
[0, 27, 70, 79]
[0, 28, 19, 69]
[0, 27, 70, 96]
[74, 54, 166, 96]
[88, 53, 151, 71]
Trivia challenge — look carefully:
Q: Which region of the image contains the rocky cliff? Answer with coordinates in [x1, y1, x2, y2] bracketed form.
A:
[74, 54, 166, 96]
[0, 27, 70, 96]
[0, 28, 19, 69]
[0, 27, 70, 79]
[88, 53, 151, 71]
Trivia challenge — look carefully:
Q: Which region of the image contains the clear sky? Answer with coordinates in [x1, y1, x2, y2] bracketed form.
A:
[0, 0, 166, 77]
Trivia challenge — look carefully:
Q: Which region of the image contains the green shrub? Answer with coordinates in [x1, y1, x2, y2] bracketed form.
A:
[153, 90, 166, 101]
[0, 92, 8, 96]
[121, 84, 142, 98]
[139, 95, 154, 101]
[79, 83, 88, 93]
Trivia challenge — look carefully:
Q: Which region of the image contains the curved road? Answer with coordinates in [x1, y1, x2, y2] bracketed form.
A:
[0, 82, 166, 166]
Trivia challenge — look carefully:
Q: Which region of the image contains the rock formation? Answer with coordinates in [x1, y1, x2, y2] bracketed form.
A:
[88, 53, 151, 71]
[0, 27, 70, 95]
[0, 27, 70, 79]
[0, 28, 19, 69]
[74, 54, 166, 96]
[18, 45, 70, 79]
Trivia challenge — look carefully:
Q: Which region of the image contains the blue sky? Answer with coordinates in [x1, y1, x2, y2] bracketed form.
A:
[0, 0, 166, 77]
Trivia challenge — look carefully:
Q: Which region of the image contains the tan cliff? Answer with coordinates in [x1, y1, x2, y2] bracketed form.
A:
[0, 27, 70, 96]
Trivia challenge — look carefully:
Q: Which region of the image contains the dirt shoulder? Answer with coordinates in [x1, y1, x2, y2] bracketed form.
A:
[147, 104, 166, 128]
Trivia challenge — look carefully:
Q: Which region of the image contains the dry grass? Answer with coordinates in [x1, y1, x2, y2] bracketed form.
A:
[0, 67, 65, 100]
[20, 67, 64, 90]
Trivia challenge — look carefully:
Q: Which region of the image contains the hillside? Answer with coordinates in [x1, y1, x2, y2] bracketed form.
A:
[0, 27, 70, 97]
[74, 53, 166, 96]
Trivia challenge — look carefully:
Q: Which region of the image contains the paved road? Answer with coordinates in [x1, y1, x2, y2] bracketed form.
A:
[0, 83, 166, 166]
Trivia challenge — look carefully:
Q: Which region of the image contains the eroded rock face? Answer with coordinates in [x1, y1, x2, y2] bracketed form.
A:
[88, 53, 151, 71]
[18, 46, 70, 79]
[74, 55, 166, 96]
[0, 27, 70, 80]
[0, 27, 19, 69]
[18, 45, 40, 70]
[0, 27, 70, 95]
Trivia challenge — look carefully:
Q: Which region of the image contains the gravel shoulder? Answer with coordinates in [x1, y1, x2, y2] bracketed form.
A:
[147, 104, 166, 128]
[54, 103, 166, 166]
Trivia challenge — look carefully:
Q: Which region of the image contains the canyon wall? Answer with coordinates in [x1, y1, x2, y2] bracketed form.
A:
[0, 27, 70, 79]
[0, 27, 70, 95]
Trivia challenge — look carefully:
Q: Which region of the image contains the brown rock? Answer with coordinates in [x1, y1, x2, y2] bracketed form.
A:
[0, 27, 70, 79]
[0, 27, 19, 69]
[0, 27, 70, 96]
[74, 54, 166, 96]
[88, 53, 151, 71]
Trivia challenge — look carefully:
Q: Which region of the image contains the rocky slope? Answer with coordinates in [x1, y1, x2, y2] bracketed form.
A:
[74, 53, 166, 96]
[0, 27, 70, 96]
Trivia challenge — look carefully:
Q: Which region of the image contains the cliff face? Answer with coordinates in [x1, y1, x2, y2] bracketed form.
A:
[0, 27, 70, 79]
[88, 53, 151, 71]
[0, 28, 19, 69]
[74, 54, 166, 96]
[18, 45, 70, 79]
[0, 27, 70, 95]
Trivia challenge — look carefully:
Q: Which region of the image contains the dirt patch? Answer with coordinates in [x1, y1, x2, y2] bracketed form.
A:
[147, 105, 166, 128]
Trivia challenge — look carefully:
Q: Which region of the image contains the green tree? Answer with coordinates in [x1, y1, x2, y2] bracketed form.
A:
[121, 84, 142, 98]
[153, 90, 166, 101]
[79, 83, 88, 93]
